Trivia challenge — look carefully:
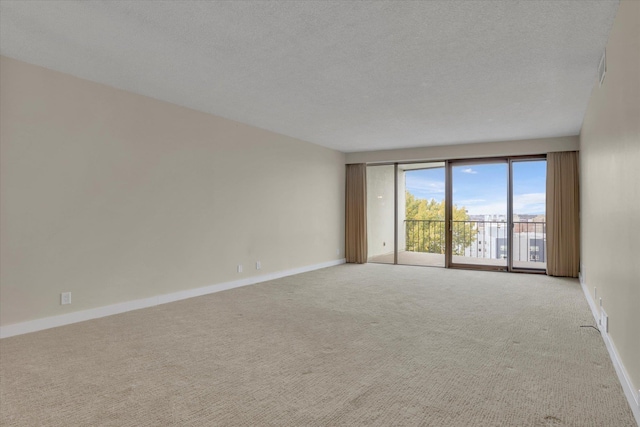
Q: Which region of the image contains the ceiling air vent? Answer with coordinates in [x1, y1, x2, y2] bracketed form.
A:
[598, 49, 606, 87]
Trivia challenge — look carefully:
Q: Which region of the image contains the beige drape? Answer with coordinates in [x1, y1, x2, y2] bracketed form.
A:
[546, 152, 580, 277]
[345, 164, 367, 263]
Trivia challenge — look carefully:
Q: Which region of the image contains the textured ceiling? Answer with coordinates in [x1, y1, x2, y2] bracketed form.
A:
[0, 1, 618, 152]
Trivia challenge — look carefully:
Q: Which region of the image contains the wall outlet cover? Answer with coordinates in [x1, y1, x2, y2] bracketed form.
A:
[60, 292, 71, 305]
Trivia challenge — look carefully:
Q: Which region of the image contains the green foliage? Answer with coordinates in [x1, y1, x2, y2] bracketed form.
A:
[404, 191, 476, 255]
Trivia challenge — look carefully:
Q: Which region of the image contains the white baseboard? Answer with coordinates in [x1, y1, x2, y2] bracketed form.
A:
[579, 273, 640, 425]
[0, 258, 346, 339]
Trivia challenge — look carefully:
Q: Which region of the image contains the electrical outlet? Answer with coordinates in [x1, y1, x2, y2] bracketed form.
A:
[336, 248, 340, 255]
[61, 292, 71, 305]
[237, 264, 243, 273]
[256, 261, 261, 270]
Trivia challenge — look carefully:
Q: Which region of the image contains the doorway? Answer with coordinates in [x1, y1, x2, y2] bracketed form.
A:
[448, 160, 509, 270]
[366, 156, 547, 272]
[398, 162, 446, 267]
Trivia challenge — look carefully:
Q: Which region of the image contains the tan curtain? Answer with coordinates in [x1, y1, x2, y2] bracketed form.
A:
[345, 164, 368, 263]
[546, 152, 580, 277]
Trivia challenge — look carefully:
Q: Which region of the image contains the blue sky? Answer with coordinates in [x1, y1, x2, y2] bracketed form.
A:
[405, 161, 546, 215]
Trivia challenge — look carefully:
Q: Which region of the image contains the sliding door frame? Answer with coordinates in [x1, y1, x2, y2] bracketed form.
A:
[445, 160, 452, 269]
[393, 163, 398, 265]
[509, 155, 548, 274]
[447, 158, 510, 272]
[366, 154, 546, 273]
[445, 155, 547, 273]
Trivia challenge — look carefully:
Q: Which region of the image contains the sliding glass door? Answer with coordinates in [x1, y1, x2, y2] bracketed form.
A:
[511, 159, 547, 271]
[366, 156, 546, 272]
[366, 165, 395, 264]
[449, 161, 509, 269]
[398, 163, 446, 267]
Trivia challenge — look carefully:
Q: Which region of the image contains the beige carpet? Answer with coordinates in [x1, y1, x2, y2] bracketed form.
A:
[0, 264, 636, 426]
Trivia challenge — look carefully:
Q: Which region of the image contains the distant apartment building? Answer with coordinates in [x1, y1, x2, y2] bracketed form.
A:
[465, 216, 546, 264]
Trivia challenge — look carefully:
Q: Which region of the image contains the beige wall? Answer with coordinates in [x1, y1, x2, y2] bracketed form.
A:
[346, 136, 578, 164]
[0, 56, 346, 326]
[580, 0, 640, 397]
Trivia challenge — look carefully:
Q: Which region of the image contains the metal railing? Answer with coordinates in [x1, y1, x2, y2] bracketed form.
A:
[404, 219, 446, 254]
[512, 221, 546, 263]
[404, 220, 546, 263]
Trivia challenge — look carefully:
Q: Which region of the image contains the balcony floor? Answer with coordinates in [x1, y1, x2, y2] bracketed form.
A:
[368, 250, 546, 270]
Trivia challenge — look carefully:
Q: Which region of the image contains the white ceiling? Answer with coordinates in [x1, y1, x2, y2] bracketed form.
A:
[0, 1, 618, 153]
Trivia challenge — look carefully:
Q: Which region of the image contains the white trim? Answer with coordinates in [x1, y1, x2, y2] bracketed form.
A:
[580, 273, 640, 425]
[0, 258, 346, 339]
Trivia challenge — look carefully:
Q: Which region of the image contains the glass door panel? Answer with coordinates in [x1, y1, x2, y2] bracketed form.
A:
[398, 163, 446, 267]
[511, 160, 547, 271]
[366, 165, 395, 264]
[450, 162, 508, 269]
[365, 157, 546, 272]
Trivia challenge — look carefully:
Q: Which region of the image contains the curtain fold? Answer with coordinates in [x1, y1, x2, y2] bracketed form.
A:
[546, 152, 580, 277]
[345, 164, 368, 263]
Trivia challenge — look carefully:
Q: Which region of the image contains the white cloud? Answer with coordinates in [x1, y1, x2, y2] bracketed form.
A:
[457, 199, 486, 204]
[513, 192, 545, 214]
[405, 175, 445, 198]
[462, 168, 477, 174]
[458, 201, 507, 216]
[458, 193, 545, 215]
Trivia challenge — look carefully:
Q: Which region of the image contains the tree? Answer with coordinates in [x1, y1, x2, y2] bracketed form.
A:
[404, 191, 476, 255]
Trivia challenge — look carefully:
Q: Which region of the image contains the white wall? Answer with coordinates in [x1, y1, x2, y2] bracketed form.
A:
[366, 165, 395, 258]
[580, 0, 640, 402]
[0, 56, 346, 327]
[346, 136, 578, 164]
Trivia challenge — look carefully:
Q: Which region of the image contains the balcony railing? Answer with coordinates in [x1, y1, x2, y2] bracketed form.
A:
[404, 220, 546, 263]
[404, 219, 446, 254]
